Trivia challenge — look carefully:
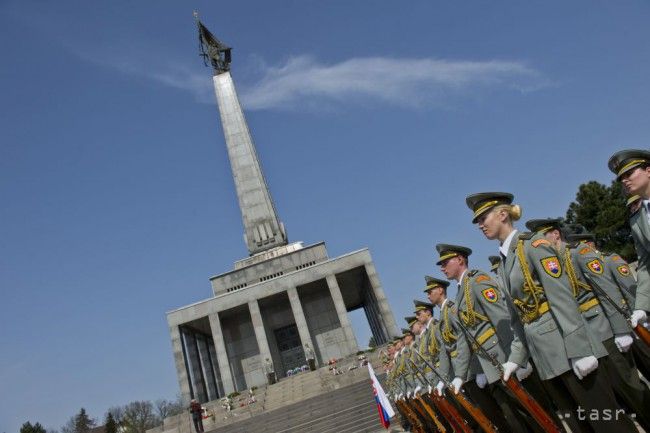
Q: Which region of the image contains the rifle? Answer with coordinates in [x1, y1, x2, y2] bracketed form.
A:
[455, 318, 562, 433]
[412, 349, 498, 433]
[584, 273, 650, 346]
[408, 357, 471, 433]
[394, 372, 428, 433]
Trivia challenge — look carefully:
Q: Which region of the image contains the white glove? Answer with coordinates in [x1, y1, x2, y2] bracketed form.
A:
[614, 333, 634, 353]
[475, 373, 487, 389]
[631, 310, 647, 328]
[406, 391, 411, 399]
[398, 392, 404, 400]
[571, 356, 599, 380]
[428, 384, 433, 395]
[413, 385, 421, 397]
[502, 361, 519, 381]
[516, 362, 534, 381]
[435, 381, 445, 396]
[451, 377, 463, 394]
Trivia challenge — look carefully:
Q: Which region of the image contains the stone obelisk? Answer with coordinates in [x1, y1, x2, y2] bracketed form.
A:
[197, 19, 287, 255]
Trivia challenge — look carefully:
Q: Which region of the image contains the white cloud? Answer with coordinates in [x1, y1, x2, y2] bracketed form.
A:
[238, 55, 547, 110]
[69, 48, 547, 111]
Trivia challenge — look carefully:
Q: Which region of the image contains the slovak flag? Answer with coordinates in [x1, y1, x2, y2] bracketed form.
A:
[368, 362, 395, 429]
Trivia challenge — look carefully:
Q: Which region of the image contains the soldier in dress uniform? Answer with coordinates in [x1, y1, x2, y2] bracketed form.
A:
[609, 149, 650, 328]
[568, 230, 650, 381]
[466, 191, 637, 433]
[422, 276, 484, 432]
[436, 243, 560, 433]
[526, 217, 650, 430]
[627, 194, 643, 215]
[488, 255, 501, 274]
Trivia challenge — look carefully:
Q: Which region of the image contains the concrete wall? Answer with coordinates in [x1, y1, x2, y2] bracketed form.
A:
[221, 308, 264, 391]
[210, 243, 328, 296]
[299, 281, 347, 362]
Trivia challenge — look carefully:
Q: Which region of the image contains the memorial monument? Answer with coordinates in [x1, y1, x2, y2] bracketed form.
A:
[165, 18, 399, 404]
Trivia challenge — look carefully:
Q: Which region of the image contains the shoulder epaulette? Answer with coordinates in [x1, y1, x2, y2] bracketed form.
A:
[531, 238, 552, 248]
[578, 246, 592, 255]
[468, 269, 479, 277]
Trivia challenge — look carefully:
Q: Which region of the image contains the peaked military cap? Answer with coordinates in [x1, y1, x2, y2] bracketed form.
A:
[392, 336, 403, 343]
[488, 255, 501, 271]
[627, 194, 641, 207]
[435, 243, 472, 265]
[413, 299, 434, 313]
[525, 218, 563, 234]
[465, 192, 514, 223]
[566, 232, 596, 243]
[424, 276, 450, 292]
[401, 328, 414, 337]
[608, 149, 650, 179]
[404, 315, 417, 327]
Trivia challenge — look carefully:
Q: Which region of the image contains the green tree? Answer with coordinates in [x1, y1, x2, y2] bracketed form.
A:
[74, 408, 96, 433]
[61, 408, 96, 433]
[104, 413, 117, 433]
[20, 422, 47, 433]
[565, 180, 635, 260]
[367, 336, 377, 348]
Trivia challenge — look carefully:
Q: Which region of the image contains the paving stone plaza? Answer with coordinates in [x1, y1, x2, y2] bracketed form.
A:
[166, 21, 399, 404]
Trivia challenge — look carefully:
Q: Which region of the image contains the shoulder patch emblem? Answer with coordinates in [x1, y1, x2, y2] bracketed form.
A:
[617, 265, 630, 277]
[476, 275, 490, 283]
[586, 259, 604, 274]
[482, 288, 498, 303]
[578, 247, 591, 255]
[541, 256, 562, 278]
[532, 239, 551, 248]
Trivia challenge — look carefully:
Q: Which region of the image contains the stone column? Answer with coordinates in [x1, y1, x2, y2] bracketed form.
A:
[364, 263, 400, 339]
[363, 302, 383, 345]
[325, 274, 358, 354]
[170, 325, 192, 404]
[197, 336, 218, 401]
[248, 300, 272, 367]
[287, 286, 316, 359]
[208, 312, 235, 395]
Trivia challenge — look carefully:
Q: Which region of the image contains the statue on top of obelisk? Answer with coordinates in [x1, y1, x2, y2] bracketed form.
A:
[196, 15, 288, 256]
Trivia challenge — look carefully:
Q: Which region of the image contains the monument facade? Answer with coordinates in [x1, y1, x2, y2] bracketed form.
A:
[166, 19, 399, 403]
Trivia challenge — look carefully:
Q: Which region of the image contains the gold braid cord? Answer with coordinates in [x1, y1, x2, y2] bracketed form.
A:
[563, 247, 591, 297]
[441, 304, 458, 343]
[460, 275, 489, 327]
[428, 328, 439, 355]
[514, 240, 546, 323]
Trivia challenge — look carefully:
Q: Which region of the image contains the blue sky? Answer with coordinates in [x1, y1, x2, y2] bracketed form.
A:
[2, 0, 650, 430]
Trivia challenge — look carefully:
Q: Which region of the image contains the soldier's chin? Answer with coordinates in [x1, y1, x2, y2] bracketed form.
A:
[481, 228, 495, 240]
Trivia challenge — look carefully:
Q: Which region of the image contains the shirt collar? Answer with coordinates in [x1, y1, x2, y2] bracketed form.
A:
[499, 229, 518, 257]
[457, 270, 467, 288]
[440, 298, 449, 310]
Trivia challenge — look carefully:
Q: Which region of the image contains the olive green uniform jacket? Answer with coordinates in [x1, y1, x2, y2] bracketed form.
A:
[567, 242, 629, 335]
[453, 269, 515, 384]
[630, 205, 650, 312]
[498, 231, 607, 380]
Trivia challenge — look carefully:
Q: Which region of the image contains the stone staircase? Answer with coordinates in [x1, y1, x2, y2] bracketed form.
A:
[210, 378, 383, 433]
[149, 348, 391, 433]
